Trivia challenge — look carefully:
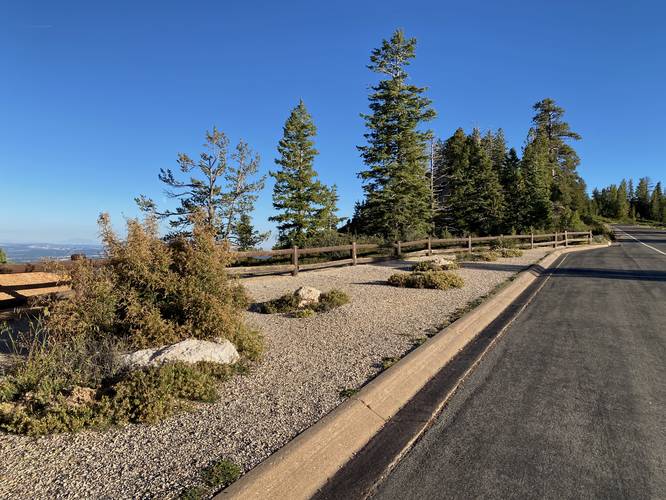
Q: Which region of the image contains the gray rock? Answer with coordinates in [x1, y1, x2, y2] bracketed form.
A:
[294, 286, 321, 308]
[122, 338, 239, 368]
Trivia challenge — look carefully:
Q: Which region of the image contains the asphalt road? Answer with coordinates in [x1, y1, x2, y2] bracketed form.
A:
[373, 226, 666, 500]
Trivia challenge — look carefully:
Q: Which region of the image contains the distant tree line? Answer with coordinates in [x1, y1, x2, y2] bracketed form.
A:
[592, 177, 666, 223]
[137, 28, 622, 251]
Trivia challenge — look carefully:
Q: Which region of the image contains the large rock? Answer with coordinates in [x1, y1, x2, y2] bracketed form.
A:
[122, 338, 240, 368]
[433, 256, 457, 268]
[294, 286, 321, 308]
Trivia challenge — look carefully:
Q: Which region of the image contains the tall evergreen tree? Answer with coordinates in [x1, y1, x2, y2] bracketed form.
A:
[501, 148, 526, 231]
[235, 214, 269, 251]
[650, 181, 663, 221]
[465, 133, 504, 234]
[617, 179, 630, 219]
[520, 131, 552, 229]
[529, 98, 588, 217]
[433, 129, 504, 235]
[433, 128, 469, 233]
[635, 177, 651, 219]
[270, 100, 339, 247]
[357, 29, 436, 240]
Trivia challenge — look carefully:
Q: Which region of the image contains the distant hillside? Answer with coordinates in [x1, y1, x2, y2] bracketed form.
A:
[0, 243, 103, 263]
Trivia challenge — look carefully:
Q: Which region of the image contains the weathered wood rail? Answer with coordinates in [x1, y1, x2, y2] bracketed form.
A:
[0, 231, 592, 311]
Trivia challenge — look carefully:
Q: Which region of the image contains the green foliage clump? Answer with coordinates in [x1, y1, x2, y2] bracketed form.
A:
[202, 458, 242, 488]
[456, 251, 499, 262]
[388, 270, 464, 290]
[339, 388, 359, 398]
[498, 248, 523, 258]
[381, 357, 400, 370]
[257, 288, 349, 316]
[412, 259, 459, 272]
[45, 214, 262, 358]
[317, 289, 350, 311]
[0, 214, 262, 435]
[179, 457, 242, 498]
[0, 357, 239, 436]
[0, 247, 7, 264]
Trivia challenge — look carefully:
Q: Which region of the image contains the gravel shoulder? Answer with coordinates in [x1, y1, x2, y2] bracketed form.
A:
[0, 249, 551, 499]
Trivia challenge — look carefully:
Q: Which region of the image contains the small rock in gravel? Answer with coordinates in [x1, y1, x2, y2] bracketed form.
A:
[294, 286, 321, 308]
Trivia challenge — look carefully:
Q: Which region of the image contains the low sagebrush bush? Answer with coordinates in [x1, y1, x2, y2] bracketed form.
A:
[316, 289, 350, 311]
[0, 213, 262, 435]
[388, 271, 464, 290]
[0, 356, 239, 435]
[456, 251, 499, 262]
[412, 260, 459, 272]
[202, 458, 242, 488]
[45, 214, 260, 356]
[257, 288, 349, 316]
[498, 248, 523, 258]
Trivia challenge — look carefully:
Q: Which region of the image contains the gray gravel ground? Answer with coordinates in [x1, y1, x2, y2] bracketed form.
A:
[0, 249, 550, 499]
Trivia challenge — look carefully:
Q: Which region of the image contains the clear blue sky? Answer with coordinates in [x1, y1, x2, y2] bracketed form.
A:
[2, 0, 664, 244]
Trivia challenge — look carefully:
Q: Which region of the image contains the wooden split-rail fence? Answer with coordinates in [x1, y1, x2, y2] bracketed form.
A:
[0, 231, 592, 282]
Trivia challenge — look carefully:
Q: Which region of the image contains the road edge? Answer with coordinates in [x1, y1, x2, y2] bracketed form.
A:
[217, 243, 609, 500]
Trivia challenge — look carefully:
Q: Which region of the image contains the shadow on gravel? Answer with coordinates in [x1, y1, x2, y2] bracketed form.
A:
[459, 262, 530, 273]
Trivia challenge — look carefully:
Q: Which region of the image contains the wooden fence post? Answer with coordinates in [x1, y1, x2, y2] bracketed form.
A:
[530, 232, 534, 249]
[554, 232, 558, 248]
[395, 241, 402, 257]
[427, 236, 432, 256]
[564, 230, 568, 247]
[351, 241, 357, 265]
[292, 246, 299, 276]
[467, 235, 472, 254]
[588, 230, 592, 245]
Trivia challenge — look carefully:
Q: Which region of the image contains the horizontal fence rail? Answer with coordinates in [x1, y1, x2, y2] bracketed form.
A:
[1, 229, 592, 281]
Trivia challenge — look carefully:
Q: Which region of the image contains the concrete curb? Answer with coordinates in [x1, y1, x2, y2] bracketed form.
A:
[217, 243, 609, 500]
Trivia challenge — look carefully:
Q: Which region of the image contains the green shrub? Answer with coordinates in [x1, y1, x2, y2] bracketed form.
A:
[412, 259, 459, 272]
[292, 308, 316, 318]
[339, 387, 358, 398]
[257, 293, 300, 314]
[179, 486, 206, 500]
[498, 248, 523, 258]
[381, 357, 399, 370]
[257, 288, 350, 315]
[45, 214, 261, 357]
[202, 458, 242, 488]
[0, 248, 7, 264]
[456, 251, 499, 262]
[0, 358, 239, 435]
[388, 271, 464, 290]
[316, 289, 350, 311]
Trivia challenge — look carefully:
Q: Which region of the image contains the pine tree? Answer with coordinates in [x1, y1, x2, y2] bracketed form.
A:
[236, 214, 269, 251]
[635, 177, 651, 219]
[650, 181, 663, 221]
[433, 128, 470, 233]
[501, 148, 525, 231]
[357, 29, 436, 240]
[270, 100, 339, 247]
[465, 133, 504, 235]
[529, 98, 587, 216]
[136, 128, 265, 241]
[617, 179, 630, 220]
[520, 131, 552, 229]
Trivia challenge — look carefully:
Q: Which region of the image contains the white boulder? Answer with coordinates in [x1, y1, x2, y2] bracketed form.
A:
[432, 256, 457, 269]
[122, 338, 240, 368]
[294, 286, 321, 308]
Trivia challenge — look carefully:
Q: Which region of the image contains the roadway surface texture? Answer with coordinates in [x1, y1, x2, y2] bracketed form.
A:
[373, 226, 666, 500]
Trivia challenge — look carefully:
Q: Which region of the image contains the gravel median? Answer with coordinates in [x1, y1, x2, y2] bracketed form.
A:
[0, 249, 550, 499]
